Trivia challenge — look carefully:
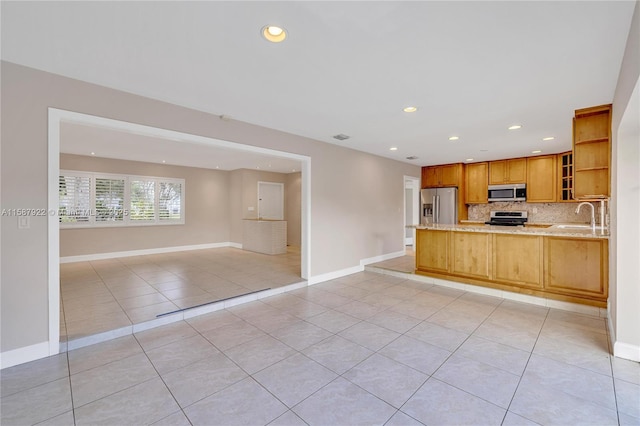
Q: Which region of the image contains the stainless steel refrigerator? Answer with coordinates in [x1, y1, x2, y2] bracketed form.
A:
[420, 187, 458, 224]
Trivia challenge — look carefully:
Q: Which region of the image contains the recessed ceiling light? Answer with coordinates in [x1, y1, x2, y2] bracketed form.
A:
[390, 147, 398, 151]
[292, 169, 296, 172]
[261, 25, 287, 43]
[532, 150, 542, 154]
[162, 160, 166, 163]
[90, 152, 95, 156]
[448, 136, 459, 141]
[465, 158, 474, 162]
[508, 125, 522, 130]
[403, 106, 418, 113]
[216, 166, 219, 169]
[542, 136, 555, 141]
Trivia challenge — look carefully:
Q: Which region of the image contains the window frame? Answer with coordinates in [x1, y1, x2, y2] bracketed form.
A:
[59, 170, 185, 229]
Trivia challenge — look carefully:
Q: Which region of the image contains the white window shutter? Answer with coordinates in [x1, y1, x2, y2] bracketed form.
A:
[95, 178, 125, 222]
[130, 180, 156, 221]
[58, 175, 91, 223]
[159, 182, 182, 221]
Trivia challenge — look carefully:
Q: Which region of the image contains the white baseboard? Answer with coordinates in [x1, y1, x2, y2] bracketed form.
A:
[308, 265, 364, 285]
[613, 341, 640, 362]
[308, 250, 406, 285]
[60, 242, 235, 263]
[360, 250, 406, 267]
[608, 316, 640, 362]
[1, 341, 50, 369]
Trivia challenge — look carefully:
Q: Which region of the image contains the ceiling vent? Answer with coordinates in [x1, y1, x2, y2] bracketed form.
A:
[333, 134, 350, 141]
[406, 156, 419, 160]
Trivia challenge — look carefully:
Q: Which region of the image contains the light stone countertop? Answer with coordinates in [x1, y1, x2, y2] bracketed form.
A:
[408, 223, 609, 239]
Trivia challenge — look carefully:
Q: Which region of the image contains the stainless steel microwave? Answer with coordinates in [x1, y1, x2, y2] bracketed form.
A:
[488, 184, 526, 202]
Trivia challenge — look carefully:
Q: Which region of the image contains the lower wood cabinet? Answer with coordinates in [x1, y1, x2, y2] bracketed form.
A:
[544, 237, 608, 298]
[450, 232, 491, 279]
[416, 229, 449, 273]
[493, 234, 543, 288]
[415, 229, 608, 306]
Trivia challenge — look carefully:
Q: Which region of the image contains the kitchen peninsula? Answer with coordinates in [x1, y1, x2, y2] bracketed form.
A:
[415, 223, 608, 307]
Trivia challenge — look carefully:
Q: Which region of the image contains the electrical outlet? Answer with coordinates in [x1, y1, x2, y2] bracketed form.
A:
[248, 206, 255, 211]
[532, 207, 538, 214]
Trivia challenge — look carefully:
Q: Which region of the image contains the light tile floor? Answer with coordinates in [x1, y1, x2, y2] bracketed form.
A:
[370, 247, 415, 273]
[3, 270, 638, 425]
[60, 246, 302, 341]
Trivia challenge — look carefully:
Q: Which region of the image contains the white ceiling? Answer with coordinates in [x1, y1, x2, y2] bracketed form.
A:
[2, 1, 636, 166]
[60, 122, 302, 174]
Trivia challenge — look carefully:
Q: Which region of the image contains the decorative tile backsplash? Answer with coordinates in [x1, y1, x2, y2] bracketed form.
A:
[468, 201, 606, 225]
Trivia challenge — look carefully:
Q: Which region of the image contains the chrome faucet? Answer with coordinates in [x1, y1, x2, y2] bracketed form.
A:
[576, 202, 596, 231]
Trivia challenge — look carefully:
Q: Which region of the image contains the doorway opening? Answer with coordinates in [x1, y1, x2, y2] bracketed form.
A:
[48, 108, 311, 355]
[404, 176, 420, 248]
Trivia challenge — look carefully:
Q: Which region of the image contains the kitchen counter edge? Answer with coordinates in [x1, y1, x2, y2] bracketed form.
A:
[409, 224, 609, 239]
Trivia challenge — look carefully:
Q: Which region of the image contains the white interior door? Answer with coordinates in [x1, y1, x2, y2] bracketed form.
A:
[258, 181, 284, 220]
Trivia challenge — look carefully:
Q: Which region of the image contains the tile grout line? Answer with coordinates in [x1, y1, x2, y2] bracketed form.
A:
[501, 307, 550, 424]
[131, 327, 195, 425]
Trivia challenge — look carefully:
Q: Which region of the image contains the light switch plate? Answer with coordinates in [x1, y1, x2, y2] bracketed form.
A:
[248, 206, 255, 211]
[18, 216, 30, 229]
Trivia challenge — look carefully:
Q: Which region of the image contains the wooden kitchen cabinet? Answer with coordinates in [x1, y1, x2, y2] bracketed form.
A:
[422, 163, 463, 188]
[450, 232, 491, 279]
[465, 162, 488, 204]
[557, 151, 574, 202]
[493, 234, 543, 288]
[544, 236, 608, 300]
[415, 228, 608, 307]
[422, 163, 468, 221]
[573, 104, 611, 198]
[489, 158, 527, 184]
[526, 155, 557, 202]
[416, 229, 449, 273]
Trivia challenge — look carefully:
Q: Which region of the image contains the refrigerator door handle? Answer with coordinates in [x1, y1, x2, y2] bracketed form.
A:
[432, 195, 437, 223]
[435, 195, 440, 223]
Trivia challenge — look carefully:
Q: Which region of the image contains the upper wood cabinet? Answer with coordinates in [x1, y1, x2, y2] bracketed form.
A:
[465, 162, 488, 204]
[422, 163, 463, 188]
[557, 151, 574, 202]
[526, 155, 557, 203]
[422, 163, 467, 221]
[489, 158, 527, 184]
[573, 104, 611, 198]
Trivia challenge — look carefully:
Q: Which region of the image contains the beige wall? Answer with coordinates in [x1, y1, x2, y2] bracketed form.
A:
[1, 61, 419, 354]
[59, 154, 230, 257]
[610, 0, 640, 360]
[286, 172, 302, 246]
[227, 169, 301, 246]
[241, 169, 287, 220]
[228, 169, 243, 245]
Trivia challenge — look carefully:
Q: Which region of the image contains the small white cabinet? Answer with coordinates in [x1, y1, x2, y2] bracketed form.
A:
[243, 220, 287, 255]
